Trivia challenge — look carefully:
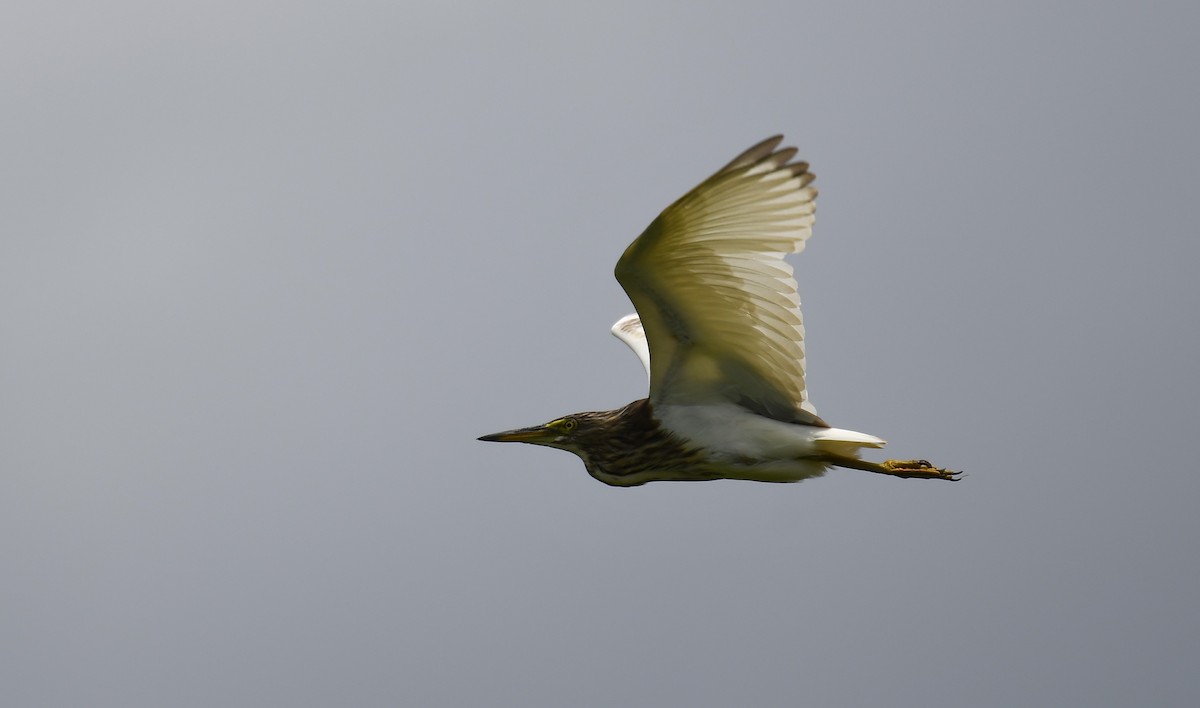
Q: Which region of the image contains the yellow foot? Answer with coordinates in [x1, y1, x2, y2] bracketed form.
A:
[881, 459, 962, 481]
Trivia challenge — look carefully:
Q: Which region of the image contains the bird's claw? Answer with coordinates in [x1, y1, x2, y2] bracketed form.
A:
[882, 459, 962, 481]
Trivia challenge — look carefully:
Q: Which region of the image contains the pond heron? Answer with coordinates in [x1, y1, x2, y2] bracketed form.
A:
[480, 136, 959, 486]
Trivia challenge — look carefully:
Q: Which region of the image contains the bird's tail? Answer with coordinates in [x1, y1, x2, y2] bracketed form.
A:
[809, 427, 886, 458]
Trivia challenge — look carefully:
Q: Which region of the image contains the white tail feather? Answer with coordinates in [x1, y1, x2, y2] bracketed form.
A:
[810, 427, 886, 457]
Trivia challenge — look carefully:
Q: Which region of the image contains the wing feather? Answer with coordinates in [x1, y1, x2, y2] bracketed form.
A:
[614, 136, 826, 426]
[611, 314, 651, 384]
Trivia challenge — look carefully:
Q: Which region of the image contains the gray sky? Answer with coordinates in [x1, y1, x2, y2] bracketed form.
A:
[3, 2, 1199, 706]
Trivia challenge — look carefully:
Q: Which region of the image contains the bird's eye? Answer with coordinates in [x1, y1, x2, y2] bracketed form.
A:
[561, 418, 578, 433]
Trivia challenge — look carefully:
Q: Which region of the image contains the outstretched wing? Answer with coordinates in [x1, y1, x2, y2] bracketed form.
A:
[614, 136, 825, 426]
[611, 313, 651, 384]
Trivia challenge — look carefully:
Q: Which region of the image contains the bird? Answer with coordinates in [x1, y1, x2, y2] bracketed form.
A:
[479, 136, 959, 486]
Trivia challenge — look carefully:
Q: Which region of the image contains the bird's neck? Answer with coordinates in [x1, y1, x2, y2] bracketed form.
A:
[582, 399, 702, 485]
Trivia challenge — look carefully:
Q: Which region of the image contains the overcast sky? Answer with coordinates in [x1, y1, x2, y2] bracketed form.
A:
[3, 2, 1199, 706]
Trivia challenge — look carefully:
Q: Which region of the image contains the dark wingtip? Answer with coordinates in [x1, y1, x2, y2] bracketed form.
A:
[720, 135, 788, 172]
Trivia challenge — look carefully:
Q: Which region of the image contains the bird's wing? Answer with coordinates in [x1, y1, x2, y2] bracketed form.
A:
[614, 136, 825, 426]
[611, 313, 651, 384]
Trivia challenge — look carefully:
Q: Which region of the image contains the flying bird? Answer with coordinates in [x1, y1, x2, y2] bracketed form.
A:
[480, 136, 959, 486]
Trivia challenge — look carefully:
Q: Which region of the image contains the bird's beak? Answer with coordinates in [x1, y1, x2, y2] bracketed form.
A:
[478, 425, 556, 444]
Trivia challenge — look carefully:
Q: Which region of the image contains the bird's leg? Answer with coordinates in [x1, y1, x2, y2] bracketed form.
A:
[823, 455, 961, 481]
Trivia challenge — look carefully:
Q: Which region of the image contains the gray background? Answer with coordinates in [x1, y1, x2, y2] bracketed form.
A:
[4, 2, 1199, 706]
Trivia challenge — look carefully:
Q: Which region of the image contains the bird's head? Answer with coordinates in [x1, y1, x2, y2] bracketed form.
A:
[478, 411, 613, 458]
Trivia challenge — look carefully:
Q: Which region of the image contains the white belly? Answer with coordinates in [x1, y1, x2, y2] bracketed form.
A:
[656, 403, 885, 461]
